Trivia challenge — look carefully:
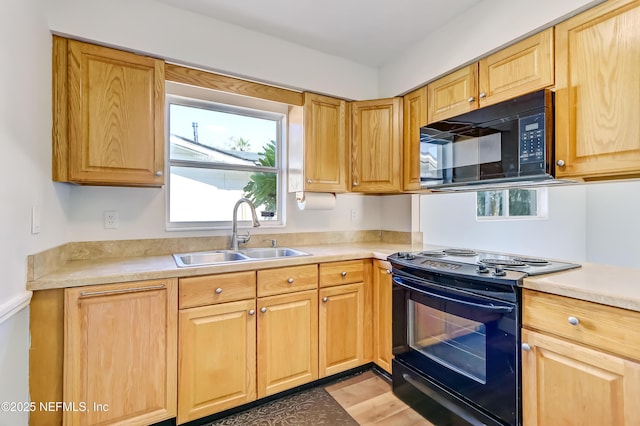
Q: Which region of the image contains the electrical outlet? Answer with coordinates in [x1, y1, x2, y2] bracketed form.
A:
[31, 205, 41, 234]
[351, 209, 358, 222]
[103, 210, 118, 229]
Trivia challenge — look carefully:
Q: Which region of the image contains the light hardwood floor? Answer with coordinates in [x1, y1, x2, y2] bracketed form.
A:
[325, 370, 434, 426]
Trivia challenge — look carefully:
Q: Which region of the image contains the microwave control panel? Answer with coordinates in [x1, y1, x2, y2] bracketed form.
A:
[519, 113, 546, 171]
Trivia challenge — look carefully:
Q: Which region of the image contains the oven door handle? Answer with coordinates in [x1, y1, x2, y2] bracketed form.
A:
[392, 276, 514, 313]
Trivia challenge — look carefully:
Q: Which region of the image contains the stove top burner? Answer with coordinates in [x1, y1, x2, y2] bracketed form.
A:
[480, 258, 526, 267]
[443, 248, 477, 257]
[418, 251, 446, 258]
[513, 257, 550, 265]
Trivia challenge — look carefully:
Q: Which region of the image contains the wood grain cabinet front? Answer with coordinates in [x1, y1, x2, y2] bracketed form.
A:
[350, 97, 403, 193]
[52, 36, 165, 186]
[554, 0, 640, 180]
[177, 299, 256, 424]
[63, 279, 177, 426]
[427, 28, 553, 123]
[522, 289, 640, 425]
[372, 260, 393, 374]
[288, 93, 349, 193]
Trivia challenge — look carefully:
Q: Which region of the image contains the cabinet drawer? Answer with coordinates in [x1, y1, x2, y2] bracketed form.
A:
[179, 271, 256, 309]
[523, 289, 640, 360]
[319, 260, 365, 287]
[257, 264, 318, 297]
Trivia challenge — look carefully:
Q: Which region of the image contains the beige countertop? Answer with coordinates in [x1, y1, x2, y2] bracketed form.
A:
[27, 242, 640, 313]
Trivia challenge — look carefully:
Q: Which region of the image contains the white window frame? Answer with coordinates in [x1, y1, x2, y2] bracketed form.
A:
[476, 187, 548, 221]
[165, 82, 288, 231]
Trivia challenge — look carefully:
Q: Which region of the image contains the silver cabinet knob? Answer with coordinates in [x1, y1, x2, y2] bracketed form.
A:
[557, 160, 565, 167]
[322, 297, 328, 303]
[468, 96, 475, 103]
[287, 278, 294, 284]
[522, 343, 531, 351]
[215, 288, 222, 294]
[568, 316, 580, 326]
[353, 182, 359, 187]
[248, 309, 255, 315]
[479, 92, 486, 99]
[155, 170, 163, 176]
[386, 269, 391, 274]
[307, 179, 312, 184]
[260, 307, 267, 313]
[341, 271, 347, 277]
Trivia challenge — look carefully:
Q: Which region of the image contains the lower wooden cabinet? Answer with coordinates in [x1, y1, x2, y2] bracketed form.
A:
[257, 289, 319, 397]
[319, 282, 365, 377]
[372, 260, 393, 374]
[64, 279, 177, 426]
[522, 289, 640, 425]
[177, 299, 256, 424]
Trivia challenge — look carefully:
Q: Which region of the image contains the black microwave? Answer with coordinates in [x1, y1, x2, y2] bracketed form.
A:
[420, 89, 555, 191]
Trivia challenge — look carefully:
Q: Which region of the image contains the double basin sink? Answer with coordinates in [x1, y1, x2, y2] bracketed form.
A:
[173, 247, 311, 267]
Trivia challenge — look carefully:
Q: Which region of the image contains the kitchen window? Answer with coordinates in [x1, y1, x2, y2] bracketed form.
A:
[476, 188, 547, 220]
[166, 83, 287, 230]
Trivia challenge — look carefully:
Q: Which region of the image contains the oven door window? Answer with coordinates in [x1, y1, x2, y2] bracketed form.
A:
[408, 301, 486, 384]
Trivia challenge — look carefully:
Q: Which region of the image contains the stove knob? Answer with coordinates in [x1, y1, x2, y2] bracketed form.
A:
[477, 264, 490, 274]
[405, 253, 416, 260]
[494, 267, 506, 277]
[397, 252, 407, 258]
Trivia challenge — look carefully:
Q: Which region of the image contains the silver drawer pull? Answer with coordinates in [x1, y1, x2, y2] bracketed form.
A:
[80, 283, 165, 298]
[261, 307, 267, 313]
[341, 271, 347, 277]
[568, 316, 580, 326]
[521, 343, 531, 351]
[248, 309, 255, 315]
[386, 269, 391, 274]
[323, 297, 329, 303]
[287, 278, 294, 284]
[215, 288, 223, 294]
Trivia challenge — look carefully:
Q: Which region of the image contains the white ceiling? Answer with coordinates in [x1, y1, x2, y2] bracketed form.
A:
[157, 0, 483, 67]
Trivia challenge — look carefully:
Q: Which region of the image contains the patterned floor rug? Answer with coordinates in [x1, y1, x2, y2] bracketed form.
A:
[204, 386, 359, 426]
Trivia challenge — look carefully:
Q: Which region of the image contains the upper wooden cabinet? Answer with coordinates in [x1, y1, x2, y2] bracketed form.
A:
[52, 36, 165, 186]
[403, 87, 427, 191]
[350, 97, 403, 193]
[64, 279, 177, 426]
[554, 0, 640, 180]
[288, 93, 348, 193]
[427, 28, 554, 123]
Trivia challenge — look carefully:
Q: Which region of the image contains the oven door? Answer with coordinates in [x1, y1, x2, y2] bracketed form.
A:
[392, 273, 519, 425]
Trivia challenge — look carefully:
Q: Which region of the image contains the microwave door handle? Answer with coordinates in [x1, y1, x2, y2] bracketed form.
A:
[392, 276, 514, 313]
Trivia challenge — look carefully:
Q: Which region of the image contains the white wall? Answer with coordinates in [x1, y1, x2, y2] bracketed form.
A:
[378, 0, 604, 97]
[0, 0, 68, 424]
[421, 181, 640, 269]
[420, 185, 588, 261]
[47, 0, 378, 100]
[585, 180, 640, 268]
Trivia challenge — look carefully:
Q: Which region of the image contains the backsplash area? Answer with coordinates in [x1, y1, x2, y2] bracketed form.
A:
[27, 230, 422, 281]
[421, 180, 640, 269]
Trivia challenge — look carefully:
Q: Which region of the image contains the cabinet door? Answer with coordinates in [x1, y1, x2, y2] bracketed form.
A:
[522, 329, 640, 425]
[64, 279, 177, 426]
[555, 0, 640, 179]
[478, 28, 554, 107]
[403, 87, 427, 191]
[319, 282, 365, 377]
[257, 289, 318, 397]
[178, 299, 256, 423]
[351, 98, 403, 192]
[304, 93, 348, 192]
[373, 261, 393, 374]
[427, 63, 478, 123]
[56, 38, 165, 186]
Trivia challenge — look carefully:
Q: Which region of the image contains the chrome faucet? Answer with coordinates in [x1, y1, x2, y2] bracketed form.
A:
[230, 198, 261, 250]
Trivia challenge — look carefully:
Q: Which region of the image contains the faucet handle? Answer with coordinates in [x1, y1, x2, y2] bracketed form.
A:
[237, 232, 251, 245]
[263, 239, 277, 248]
